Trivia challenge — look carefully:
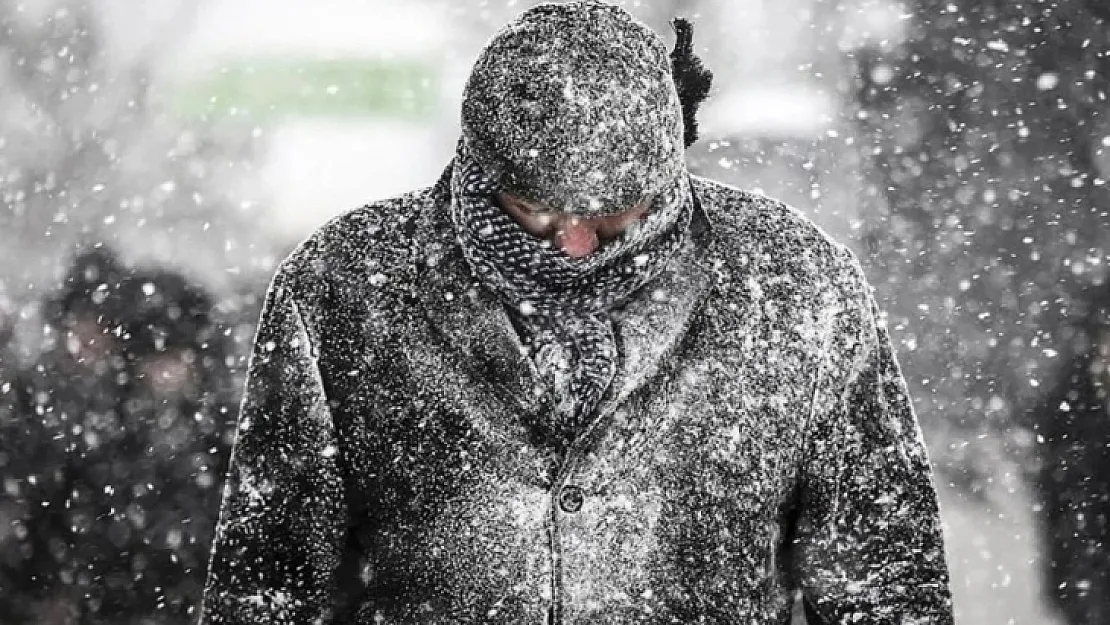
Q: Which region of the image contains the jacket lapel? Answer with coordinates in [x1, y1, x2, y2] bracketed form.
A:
[412, 193, 547, 417]
[594, 202, 718, 417]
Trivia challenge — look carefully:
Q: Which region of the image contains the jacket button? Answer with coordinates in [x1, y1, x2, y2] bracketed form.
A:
[558, 485, 584, 513]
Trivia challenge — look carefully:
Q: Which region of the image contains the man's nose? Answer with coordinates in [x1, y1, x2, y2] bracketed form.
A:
[555, 217, 600, 258]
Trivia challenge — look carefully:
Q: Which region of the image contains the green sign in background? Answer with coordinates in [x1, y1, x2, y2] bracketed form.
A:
[175, 57, 439, 120]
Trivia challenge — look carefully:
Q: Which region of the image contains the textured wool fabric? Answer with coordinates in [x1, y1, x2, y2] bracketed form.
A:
[200, 2, 955, 621]
[453, 1, 696, 443]
[460, 1, 686, 217]
[449, 149, 694, 444]
[199, 178, 955, 623]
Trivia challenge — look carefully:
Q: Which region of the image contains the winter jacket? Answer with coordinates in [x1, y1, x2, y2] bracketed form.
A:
[200, 172, 955, 624]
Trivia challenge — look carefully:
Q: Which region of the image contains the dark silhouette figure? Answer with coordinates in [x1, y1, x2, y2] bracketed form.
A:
[1029, 301, 1110, 625]
[0, 249, 237, 624]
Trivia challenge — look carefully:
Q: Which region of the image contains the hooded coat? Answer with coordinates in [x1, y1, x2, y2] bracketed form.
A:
[199, 175, 954, 624]
[201, 3, 953, 623]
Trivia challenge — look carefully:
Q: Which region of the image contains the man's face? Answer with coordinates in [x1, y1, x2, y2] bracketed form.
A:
[497, 192, 651, 258]
[64, 315, 116, 369]
[139, 347, 200, 400]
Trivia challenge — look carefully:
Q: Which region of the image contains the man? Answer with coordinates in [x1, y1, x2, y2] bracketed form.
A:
[201, 2, 954, 623]
[1, 250, 236, 624]
[103, 267, 236, 623]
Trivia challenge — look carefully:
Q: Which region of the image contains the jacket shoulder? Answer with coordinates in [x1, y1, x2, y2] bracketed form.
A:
[692, 176, 868, 304]
[272, 186, 438, 303]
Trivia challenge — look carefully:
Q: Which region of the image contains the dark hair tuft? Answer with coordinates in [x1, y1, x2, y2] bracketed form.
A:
[670, 18, 714, 149]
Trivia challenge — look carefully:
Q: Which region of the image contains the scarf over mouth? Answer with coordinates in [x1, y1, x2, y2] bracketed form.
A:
[451, 1, 696, 447]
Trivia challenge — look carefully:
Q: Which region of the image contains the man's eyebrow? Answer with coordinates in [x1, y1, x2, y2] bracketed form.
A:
[503, 192, 652, 216]
[504, 193, 557, 214]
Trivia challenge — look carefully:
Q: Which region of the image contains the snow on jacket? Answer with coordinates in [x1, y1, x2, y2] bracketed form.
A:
[199, 172, 955, 624]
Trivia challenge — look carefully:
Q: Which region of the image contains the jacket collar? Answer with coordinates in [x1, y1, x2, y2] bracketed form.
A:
[411, 163, 722, 424]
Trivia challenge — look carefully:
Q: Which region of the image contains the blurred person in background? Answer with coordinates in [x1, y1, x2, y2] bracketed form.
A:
[0, 248, 237, 624]
[107, 267, 237, 623]
[0, 247, 132, 624]
[201, 2, 953, 623]
[1028, 294, 1110, 625]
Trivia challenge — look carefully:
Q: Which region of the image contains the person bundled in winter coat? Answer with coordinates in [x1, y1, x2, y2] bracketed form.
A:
[201, 2, 955, 623]
[0, 249, 237, 624]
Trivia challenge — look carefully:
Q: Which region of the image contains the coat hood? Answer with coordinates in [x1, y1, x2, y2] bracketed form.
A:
[459, 1, 686, 216]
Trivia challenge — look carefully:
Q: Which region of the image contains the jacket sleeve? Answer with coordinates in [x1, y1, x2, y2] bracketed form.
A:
[793, 254, 955, 624]
[199, 270, 348, 624]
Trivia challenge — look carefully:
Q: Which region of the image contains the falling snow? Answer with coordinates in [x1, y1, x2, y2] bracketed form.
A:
[0, 0, 1106, 624]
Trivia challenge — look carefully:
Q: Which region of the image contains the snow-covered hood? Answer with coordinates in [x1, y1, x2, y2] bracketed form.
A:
[459, 1, 686, 216]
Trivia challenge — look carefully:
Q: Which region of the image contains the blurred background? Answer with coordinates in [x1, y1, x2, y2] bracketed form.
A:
[0, 0, 1108, 623]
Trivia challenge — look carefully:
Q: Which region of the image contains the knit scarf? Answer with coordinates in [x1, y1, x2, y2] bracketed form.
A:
[449, 148, 694, 445]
